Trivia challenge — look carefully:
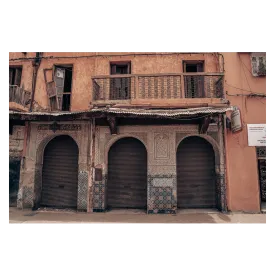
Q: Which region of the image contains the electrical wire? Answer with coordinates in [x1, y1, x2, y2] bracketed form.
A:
[9, 52, 216, 62]
[225, 82, 266, 95]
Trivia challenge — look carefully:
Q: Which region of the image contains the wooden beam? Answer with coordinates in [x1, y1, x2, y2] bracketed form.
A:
[199, 116, 211, 134]
[107, 115, 118, 135]
[91, 72, 224, 79]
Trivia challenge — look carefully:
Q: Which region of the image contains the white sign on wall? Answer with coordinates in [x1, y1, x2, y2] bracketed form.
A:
[247, 124, 266, 146]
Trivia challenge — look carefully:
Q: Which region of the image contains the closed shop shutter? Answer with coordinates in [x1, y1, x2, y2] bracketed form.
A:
[107, 138, 147, 209]
[177, 136, 216, 208]
[41, 135, 78, 208]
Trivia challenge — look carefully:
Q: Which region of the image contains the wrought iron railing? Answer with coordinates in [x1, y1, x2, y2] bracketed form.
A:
[92, 73, 224, 102]
[9, 85, 31, 107]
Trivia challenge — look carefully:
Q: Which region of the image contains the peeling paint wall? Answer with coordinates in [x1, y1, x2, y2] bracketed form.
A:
[9, 52, 220, 112]
[9, 126, 25, 205]
[9, 126, 24, 158]
[223, 52, 266, 212]
[17, 122, 90, 210]
[93, 123, 225, 213]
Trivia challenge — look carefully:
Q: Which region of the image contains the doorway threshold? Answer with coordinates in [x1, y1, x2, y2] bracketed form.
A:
[177, 208, 219, 214]
[106, 209, 147, 215]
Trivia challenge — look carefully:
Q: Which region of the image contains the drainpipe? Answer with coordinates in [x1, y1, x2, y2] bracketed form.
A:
[29, 52, 42, 112]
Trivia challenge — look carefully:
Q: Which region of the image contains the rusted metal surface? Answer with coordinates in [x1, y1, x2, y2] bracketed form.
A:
[92, 73, 224, 103]
[177, 136, 216, 208]
[107, 138, 147, 209]
[41, 135, 79, 208]
[9, 106, 234, 122]
[9, 85, 31, 107]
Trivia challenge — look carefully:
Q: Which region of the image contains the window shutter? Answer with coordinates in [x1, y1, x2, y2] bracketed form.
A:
[258, 56, 266, 76]
[127, 63, 131, 74]
[44, 68, 58, 111]
[54, 68, 66, 110]
[14, 68, 22, 86]
[197, 63, 204, 72]
[251, 54, 266, 77]
[251, 56, 258, 76]
[9, 68, 13, 85]
[111, 64, 117, 75]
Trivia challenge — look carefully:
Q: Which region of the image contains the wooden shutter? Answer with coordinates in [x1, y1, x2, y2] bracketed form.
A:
[197, 63, 204, 72]
[14, 68, 22, 86]
[54, 68, 66, 110]
[44, 68, 58, 111]
[111, 64, 117, 75]
[258, 56, 266, 76]
[9, 68, 13, 85]
[251, 56, 258, 76]
[196, 63, 204, 97]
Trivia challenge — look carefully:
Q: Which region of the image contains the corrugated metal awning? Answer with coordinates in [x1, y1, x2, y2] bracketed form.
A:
[9, 106, 234, 119]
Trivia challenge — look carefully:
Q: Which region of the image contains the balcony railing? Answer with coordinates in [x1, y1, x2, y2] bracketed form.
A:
[92, 73, 224, 103]
[9, 85, 31, 107]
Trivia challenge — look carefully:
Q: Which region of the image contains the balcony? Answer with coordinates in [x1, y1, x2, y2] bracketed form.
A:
[92, 73, 224, 106]
[9, 85, 31, 109]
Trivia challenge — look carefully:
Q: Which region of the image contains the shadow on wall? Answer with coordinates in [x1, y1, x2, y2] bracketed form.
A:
[9, 158, 21, 206]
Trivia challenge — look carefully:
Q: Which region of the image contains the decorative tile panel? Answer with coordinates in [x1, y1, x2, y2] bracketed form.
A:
[77, 171, 88, 210]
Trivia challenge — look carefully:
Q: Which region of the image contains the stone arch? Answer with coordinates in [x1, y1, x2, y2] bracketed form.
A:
[36, 133, 80, 166]
[105, 134, 148, 170]
[33, 133, 81, 209]
[177, 134, 221, 173]
[176, 134, 226, 211]
[93, 134, 148, 211]
[106, 136, 148, 210]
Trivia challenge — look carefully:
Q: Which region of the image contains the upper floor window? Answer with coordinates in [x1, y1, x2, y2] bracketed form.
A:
[183, 61, 204, 73]
[44, 65, 73, 111]
[183, 61, 205, 98]
[111, 62, 131, 75]
[9, 67, 22, 86]
[110, 62, 131, 100]
[251, 53, 266, 77]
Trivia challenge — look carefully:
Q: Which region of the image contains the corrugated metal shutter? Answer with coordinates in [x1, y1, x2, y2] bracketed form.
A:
[177, 136, 216, 208]
[41, 135, 78, 208]
[107, 138, 147, 209]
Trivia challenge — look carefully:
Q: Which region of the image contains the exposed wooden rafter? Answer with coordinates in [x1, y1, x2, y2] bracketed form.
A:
[107, 115, 118, 135]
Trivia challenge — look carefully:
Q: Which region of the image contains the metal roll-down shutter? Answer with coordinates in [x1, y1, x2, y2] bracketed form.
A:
[177, 136, 216, 208]
[107, 137, 147, 209]
[41, 135, 79, 208]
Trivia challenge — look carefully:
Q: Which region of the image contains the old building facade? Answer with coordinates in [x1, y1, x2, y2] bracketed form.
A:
[9, 52, 266, 213]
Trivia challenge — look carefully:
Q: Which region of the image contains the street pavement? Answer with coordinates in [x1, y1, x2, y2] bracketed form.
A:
[8, 207, 269, 224]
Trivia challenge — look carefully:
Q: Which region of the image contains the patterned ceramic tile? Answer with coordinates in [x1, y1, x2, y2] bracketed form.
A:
[77, 171, 88, 210]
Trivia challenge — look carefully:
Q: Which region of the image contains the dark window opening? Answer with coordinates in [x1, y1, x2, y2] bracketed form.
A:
[184, 61, 204, 73]
[62, 94, 71, 111]
[111, 62, 131, 75]
[63, 67, 72, 93]
[110, 62, 131, 100]
[183, 61, 204, 98]
[186, 64, 199, 72]
[55, 66, 73, 111]
[9, 67, 22, 86]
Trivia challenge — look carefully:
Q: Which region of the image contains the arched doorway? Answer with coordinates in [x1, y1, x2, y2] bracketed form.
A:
[41, 135, 79, 208]
[107, 137, 147, 210]
[177, 136, 216, 209]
